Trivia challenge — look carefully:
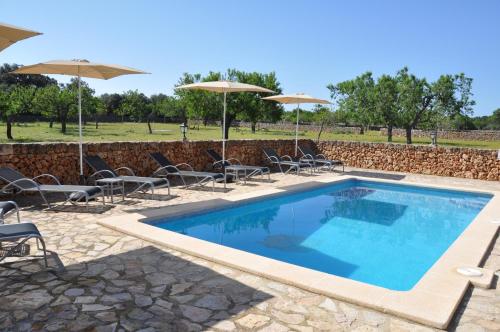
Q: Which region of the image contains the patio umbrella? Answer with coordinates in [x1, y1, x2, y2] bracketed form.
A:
[176, 81, 275, 162]
[262, 93, 331, 156]
[0, 22, 41, 52]
[13, 60, 148, 181]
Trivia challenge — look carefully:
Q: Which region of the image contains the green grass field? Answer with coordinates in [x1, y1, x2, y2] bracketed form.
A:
[1, 122, 499, 149]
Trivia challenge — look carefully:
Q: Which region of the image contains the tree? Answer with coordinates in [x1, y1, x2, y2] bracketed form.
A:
[33, 84, 75, 134]
[313, 104, 335, 142]
[0, 85, 36, 139]
[150, 94, 185, 123]
[100, 93, 123, 118]
[0, 63, 56, 88]
[119, 90, 150, 122]
[396, 68, 475, 143]
[491, 109, 500, 129]
[175, 69, 280, 138]
[328, 72, 377, 134]
[374, 74, 399, 142]
[175, 72, 220, 127]
[231, 70, 283, 133]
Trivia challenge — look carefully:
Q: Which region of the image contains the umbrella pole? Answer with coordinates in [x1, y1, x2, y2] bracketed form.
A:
[295, 103, 300, 157]
[223, 91, 227, 189]
[78, 73, 84, 184]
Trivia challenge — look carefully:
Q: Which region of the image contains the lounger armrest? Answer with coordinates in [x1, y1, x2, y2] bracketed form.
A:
[32, 173, 62, 185]
[316, 153, 326, 159]
[1, 178, 41, 193]
[266, 155, 281, 163]
[152, 165, 179, 176]
[280, 155, 294, 162]
[301, 153, 315, 160]
[1, 200, 20, 223]
[115, 167, 135, 176]
[228, 158, 242, 165]
[89, 169, 116, 180]
[175, 163, 194, 171]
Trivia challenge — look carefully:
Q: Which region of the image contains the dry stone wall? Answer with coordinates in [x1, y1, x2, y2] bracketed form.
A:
[317, 141, 500, 181]
[0, 140, 303, 184]
[0, 139, 498, 185]
[380, 128, 500, 141]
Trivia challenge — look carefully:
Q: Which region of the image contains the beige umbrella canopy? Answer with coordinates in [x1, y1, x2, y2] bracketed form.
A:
[262, 93, 331, 156]
[13, 60, 148, 180]
[177, 81, 275, 163]
[0, 22, 42, 52]
[13, 60, 148, 79]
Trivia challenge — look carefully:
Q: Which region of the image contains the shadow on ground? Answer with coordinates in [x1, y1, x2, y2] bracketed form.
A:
[0, 246, 272, 331]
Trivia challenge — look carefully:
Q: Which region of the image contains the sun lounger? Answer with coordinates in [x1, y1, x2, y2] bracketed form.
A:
[298, 145, 344, 172]
[206, 149, 270, 182]
[85, 155, 170, 197]
[0, 201, 20, 223]
[262, 148, 313, 175]
[0, 222, 48, 267]
[0, 167, 105, 209]
[149, 152, 225, 191]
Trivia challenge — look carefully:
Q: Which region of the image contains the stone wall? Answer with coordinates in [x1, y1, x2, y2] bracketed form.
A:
[0, 139, 498, 185]
[317, 141, 500, 181]
[238, 121, 361, 134]
[380, 128, 500, 141]
[0, 139, 305, 184]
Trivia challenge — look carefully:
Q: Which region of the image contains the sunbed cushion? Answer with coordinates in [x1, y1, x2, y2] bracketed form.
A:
[119, 176, 169, 187]
[50, 185, 104, 201]
[0, 222, 41, 238]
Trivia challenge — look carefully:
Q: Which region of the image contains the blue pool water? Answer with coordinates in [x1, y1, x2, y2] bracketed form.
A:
[151, 180, 492, 290]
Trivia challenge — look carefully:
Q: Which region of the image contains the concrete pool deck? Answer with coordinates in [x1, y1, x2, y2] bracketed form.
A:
[0, 167, 499, 331]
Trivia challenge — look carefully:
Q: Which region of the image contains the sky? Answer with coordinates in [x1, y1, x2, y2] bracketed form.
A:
[1, 0, 499, 115]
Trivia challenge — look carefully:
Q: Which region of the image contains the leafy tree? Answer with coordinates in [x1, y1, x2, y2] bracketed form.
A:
[282, 108, 315, 123]
[100, 93, 123, 117]
[328, 72, 377, 134]
[0, 85, 36, 139]
[33, 84, 75, 134]
[231, 70, 283, 133]
[374, 74, 399, 142]
[0, 63, 57, 88]
[175, 69, 279, 138]
[491, 108, 500, 129]
[119, 90, 150, 122]
[175, 72, 220, 127]
[396, 68, 475, 143]
[313, 104, 335, 142]
[150, 93, 185, 122]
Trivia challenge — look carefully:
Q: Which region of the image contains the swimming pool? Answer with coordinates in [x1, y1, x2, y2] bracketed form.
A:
[150, 179, 492, 291]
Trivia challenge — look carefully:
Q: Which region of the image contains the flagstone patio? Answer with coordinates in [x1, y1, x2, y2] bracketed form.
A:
[0, 168, 498, 331]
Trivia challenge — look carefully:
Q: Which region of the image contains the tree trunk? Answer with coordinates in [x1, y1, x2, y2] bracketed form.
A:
[95, 114, 99, 129]
[387, 125, 393, 142]
[405, 127, 412, 144]
[251, 122, 256, 133]
[49, 119, 54, 128]
[147, 113, 153, 134]
[223, 117, 233, 140]
[317, 120, 325, 142]
[359, 125, 364, 135]
[6, 117, 13, 140]
[61, 118, 67, 134]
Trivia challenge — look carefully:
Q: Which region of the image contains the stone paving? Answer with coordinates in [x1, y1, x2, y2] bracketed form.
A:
[0, 168, 498, 331]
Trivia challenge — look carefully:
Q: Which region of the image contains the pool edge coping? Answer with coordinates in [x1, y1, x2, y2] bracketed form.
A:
[98, 175, 500, 329]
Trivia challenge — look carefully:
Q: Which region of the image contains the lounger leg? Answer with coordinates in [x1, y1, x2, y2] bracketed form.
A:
[15, 205, 20, 223]
[36, 190, 51, 209]
[38, 237, 48, 267]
